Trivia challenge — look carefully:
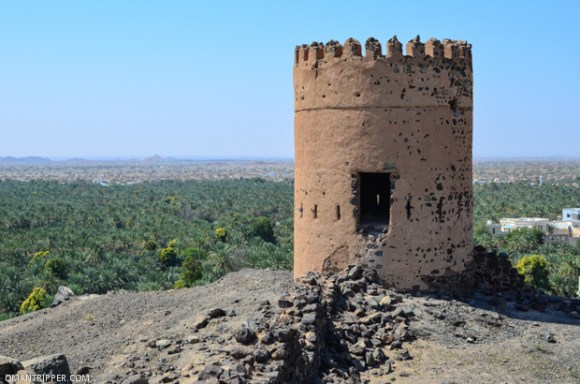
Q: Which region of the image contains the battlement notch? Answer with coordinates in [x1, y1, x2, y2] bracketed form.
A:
[294, 35, 472, 67]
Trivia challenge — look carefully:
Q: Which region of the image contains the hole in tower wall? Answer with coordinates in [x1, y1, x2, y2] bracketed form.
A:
[313, 205, 318, 219]
[336, 205, 341, 220]
[359, 172, 391, 228]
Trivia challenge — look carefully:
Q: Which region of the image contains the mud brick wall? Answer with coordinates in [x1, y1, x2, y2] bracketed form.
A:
[294, 36, 473, 289]
[464, 247, 525, 292]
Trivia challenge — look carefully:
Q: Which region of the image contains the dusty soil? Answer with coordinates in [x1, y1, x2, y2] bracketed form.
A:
[0, 270, 293, 383]
[377, 295, 580, 384]
[0, 269, 579, 384]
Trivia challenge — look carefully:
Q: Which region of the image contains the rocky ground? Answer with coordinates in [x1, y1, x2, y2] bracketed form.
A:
[0, 267, 579, 384]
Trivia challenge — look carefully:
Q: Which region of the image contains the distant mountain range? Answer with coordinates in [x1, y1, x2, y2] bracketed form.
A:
[0, 156, 53, 164]
[474, 155, 580, 161]
[0, 155, 295, 165]
[0, 155, 577, 165]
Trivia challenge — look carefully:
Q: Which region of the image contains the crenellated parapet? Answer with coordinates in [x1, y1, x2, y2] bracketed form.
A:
[293, 34, 474, 289]
[294, 35, 473, 112]
[294, 35, 472, 66]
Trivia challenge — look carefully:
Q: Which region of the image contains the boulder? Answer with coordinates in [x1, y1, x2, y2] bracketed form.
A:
[234, 324, 256, 345]
[8, 369, 33, 384]
[192, 314, 209, 330]
[185, 335, 200, 344]
[379, 295, 392, 307]
[120, 373, 149, 384]
[254, 348, 270, 363]
[207, 308, 226, 319]
[51, 286, 75, 308]
[22, 354, 71, 384]
[0, 355, 24, 376]
[155, 339, 172, 350]
[198, 364, 224, 380]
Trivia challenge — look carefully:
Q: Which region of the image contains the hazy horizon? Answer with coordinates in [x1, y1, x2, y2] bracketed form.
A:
[1, 1, 579, 159]
[2, 154, 580, 163]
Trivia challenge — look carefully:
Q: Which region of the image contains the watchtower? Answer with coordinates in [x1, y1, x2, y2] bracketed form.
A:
[293, 36, 473, 289]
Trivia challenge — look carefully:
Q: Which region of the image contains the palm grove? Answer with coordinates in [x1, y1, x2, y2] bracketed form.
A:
[1, 179, 579, 319]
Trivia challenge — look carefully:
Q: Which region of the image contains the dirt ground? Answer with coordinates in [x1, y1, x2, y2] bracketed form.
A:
[371, 295, 580, 384]
[0, 269, 578, 384]
[0, 270, 292, 383]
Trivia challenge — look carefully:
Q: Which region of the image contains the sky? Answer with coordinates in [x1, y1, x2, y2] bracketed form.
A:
[0, 1, 578, 159]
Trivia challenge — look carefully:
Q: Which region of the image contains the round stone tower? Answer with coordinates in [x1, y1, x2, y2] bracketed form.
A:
[293, 36, 473, 290]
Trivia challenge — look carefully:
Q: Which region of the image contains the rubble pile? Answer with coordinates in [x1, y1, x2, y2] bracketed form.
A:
[192, 264, 417, 384]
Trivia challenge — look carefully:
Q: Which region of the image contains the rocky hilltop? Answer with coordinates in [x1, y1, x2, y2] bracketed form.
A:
[1, 267, 579, 384]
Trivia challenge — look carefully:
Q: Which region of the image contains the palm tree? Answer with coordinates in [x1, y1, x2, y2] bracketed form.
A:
[207, 243, 238, 277]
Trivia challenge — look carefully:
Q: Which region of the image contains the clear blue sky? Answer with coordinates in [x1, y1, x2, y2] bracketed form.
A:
[1, 1, 578, 159]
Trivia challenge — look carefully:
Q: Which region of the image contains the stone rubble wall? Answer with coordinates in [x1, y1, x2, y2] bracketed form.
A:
[423, 246, 525, 295]
[464, 246, 525, 292]
[193, 265, 419, 384]
[4, 260, 580, 384]
[190, 252, 548, 384]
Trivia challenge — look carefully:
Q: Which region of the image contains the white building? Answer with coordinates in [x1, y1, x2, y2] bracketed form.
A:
[550, 221, 575, 236]
[562, 208, 580, 221]
[485, 220, 501, 235]
[499, 218, 550, 234]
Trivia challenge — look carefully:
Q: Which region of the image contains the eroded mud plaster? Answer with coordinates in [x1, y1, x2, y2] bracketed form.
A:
[293, 36, 473, 289]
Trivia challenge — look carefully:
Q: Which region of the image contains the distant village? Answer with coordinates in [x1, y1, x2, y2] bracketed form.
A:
[485, 208, 580, 247]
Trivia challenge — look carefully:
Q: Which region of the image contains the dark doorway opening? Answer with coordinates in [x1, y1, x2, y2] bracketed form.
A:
[360, 172, 390, 226]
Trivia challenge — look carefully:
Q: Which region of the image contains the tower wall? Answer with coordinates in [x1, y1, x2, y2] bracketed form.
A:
[293, 36, 473, 289]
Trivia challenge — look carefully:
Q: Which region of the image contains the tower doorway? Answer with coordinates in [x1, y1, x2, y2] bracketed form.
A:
[360, 172, 391, 226]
